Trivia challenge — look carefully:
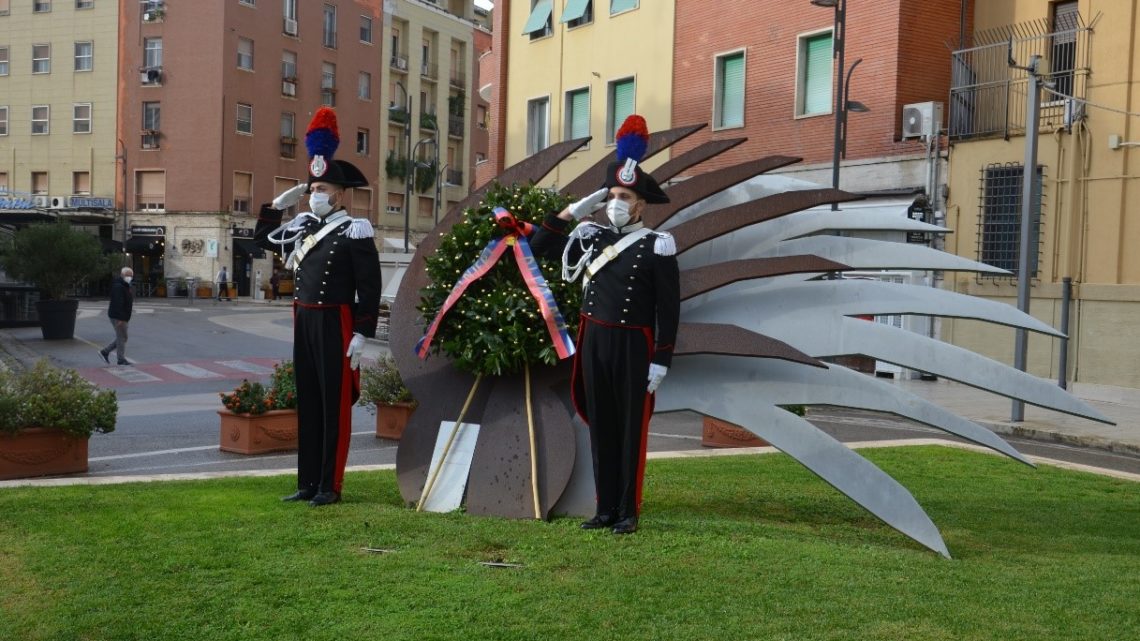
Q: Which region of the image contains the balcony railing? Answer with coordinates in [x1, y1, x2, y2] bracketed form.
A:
[448, 115, 464, 138]
[421, 62, 438, 80]
[949, 14, 1091, 140]
[446, 168, 463, 186]
[390, 54, 408, 72]
[449, 68, 466, 88]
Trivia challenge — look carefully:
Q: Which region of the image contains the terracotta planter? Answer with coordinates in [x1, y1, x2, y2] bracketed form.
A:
[0, 427, 89, 480]
[218, 409, 298, 454]
[375, 403, 416, 440]
[701, 416, 769, 448]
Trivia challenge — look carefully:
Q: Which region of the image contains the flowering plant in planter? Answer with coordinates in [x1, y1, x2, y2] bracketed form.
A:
[357, 355, 416, 412]
[219, 361, 297, 416]
[0, 360, 117, 437]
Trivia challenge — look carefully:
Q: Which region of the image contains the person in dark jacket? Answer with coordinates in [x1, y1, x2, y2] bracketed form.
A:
[529, 115, 679, 535]
[99, 267, 135, 366]
[254, 107, 382, 507]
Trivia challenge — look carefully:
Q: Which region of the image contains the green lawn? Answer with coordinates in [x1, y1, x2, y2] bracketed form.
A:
[1, 446, 1138, 641]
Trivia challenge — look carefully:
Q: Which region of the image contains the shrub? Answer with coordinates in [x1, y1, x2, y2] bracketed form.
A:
[358, 355, 415, 412]
[0, 222, 109, 300]
[0, 360, 117, 437]
[219, 361, 296, 415]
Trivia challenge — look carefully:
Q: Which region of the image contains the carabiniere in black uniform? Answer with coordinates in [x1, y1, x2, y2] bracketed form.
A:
[530, 159, 679, 533]
[254, 159, 381, 505]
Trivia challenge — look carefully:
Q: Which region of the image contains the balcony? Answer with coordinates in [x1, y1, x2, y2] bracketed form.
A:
[141, 130, 161, 149]
[388, 106, 410, 125]
[449, 68, 466, 89]
[420, 112, 438, 131]
[949, 15, 1090, 140]
[390, 54, 409, 73]
[446, 168, 463, 186]
[421, 62, 438, 81]
[448, 115, 464, 138]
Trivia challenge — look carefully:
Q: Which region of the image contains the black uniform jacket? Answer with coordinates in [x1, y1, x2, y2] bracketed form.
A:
[254, 204, 382, 338]
[530, 214, 680, 368]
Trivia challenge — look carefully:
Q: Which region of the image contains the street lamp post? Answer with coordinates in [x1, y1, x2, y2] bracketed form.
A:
[394, 81, 414, 253]
[409, 136, 436, 245]
[811, 0, 868, 211]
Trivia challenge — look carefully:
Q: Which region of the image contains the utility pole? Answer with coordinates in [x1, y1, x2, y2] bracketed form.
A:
[1011, 55, 1042, 422]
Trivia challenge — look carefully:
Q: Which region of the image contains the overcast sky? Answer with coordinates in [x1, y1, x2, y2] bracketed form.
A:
[475, 0, 493, 10]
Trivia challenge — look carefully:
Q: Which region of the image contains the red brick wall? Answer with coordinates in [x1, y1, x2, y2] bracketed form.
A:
[480, 0, 511, 187]
[671, 0, 967, 176]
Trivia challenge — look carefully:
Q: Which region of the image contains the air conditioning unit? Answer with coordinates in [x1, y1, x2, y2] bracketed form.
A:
[1064, 98, 1086, 128]
[140, 68, 163, 85]
[282, 80, 296, 96]
[49, 195, 67, 209]
[395, 57, 408, 71]
[284, 17, 298, 36]
[31, 195, 49, 208]
[901, 101, 944, 139]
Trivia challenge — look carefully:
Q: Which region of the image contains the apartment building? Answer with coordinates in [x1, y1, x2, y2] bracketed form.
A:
[115, 0, 383, 296]
[378, 0, 478, 252]
[942, 0, 1140, 393]
[0, 0, 120, 239]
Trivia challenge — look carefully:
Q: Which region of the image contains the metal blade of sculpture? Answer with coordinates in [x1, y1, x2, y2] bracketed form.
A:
[391, 124, 1112, 558]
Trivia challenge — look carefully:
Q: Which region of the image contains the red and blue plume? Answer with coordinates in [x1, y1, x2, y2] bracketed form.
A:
[304, 107, 340, 160]
[615, 114, 649, 163]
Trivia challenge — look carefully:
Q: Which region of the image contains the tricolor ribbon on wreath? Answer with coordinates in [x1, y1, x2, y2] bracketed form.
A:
[415, 206, 576, 361]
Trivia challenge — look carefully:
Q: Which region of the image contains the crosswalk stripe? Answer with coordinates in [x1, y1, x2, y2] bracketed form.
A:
[162, 363, 224, 379]
[217, 360, 275, 375]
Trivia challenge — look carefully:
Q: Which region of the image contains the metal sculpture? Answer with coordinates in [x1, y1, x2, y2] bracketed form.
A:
[391, 125, 1112, 556]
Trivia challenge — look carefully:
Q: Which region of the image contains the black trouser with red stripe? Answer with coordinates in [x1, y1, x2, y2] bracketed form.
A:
[293, 304, 358, 495]
[575, 319, 654, 521]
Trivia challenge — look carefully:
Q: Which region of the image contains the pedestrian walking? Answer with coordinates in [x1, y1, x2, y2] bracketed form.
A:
[99, 267, 135, 366]
[529, 115, 679, 535]
[216, 266, 228, 301]
[254, 107, 382, 507]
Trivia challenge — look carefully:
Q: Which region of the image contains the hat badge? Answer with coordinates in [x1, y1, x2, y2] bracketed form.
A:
[616, 158, 638, 186]
[309, 155, 328, 178]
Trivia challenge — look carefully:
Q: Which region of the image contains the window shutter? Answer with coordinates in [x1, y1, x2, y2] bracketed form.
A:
[561, 0, 591, 23]
[611, 79, 634, 141]
[522, 1, 553, 35]
[569, 90, 589, 139]
[803, 34, 833, 115]
[719, 53, 744, 127]
[610, 0, 636, 14]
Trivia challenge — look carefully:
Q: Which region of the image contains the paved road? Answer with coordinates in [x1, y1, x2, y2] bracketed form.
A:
[4, 298, 1139, 481]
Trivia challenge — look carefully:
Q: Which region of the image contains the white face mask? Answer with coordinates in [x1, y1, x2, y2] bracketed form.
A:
[310, 192, 336, 217]
[605, 199, 632, 229]
[123, 276, 133, 284]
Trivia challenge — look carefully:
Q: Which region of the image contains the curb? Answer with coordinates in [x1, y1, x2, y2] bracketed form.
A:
[977, 419, 1140, 459]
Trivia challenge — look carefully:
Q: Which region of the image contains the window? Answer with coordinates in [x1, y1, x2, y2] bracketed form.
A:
[143, 101, 161, 131]
[356, 128, 369, 155]
[72, 171, 90, 195]
[523, 1, 553, 40]
[606, 77, 634, 143]
[526, 96, 549, 156]
[1050, 1, 1079, 101]
[274, 177, 300, 215]
[239, 0, 255, 6]
[32, 44, 51, 74]
[360, 15, 373, 43]
[72, 103, 91, 133]
[283, 0, 297, 35]
[0, 106, 7, 136]
[0, 47, 8, 76]
[358, 71, 372, 100]
[715, 51, 745, 129]
[322, 4, 337, 49]
[32, 105, 50, 134]
[565, 88, 589, 140]
[0, 0, 9, 16]
[797, 31, 833, 117]
[31, 172, 49, 194]
[351, 188, 372, 218]
[609, 0, 637, 15]
[237, 37, 254, 70]
[236, 103, 253, 134]
[0, 173, 8, 191]
[280, 112, 296, 158]
[135, 170, 165, 210]
[144, 38, 163, 69]
[562, 0, 593, 27]
[978, 163, 1044, 276]
[421, 40, 430, 76]
[74, 41, 93, 72]
[386, 193, 403, 216]
[76, 1, 95, 9]
[233, 172, 252, 213]
[477, 104, 487, 129]
[321, 62, 336, 106]
[33, 1, 51, 13]
[281, 51, 297, 79]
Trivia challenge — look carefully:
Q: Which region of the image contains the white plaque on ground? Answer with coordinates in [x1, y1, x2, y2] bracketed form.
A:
[420, 421, 480, 513]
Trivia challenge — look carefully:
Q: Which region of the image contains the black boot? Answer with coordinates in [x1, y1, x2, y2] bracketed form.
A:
[309, 491, 341, 507]
[580, 514, 617, 530]
[611, 516, 639, 535]
[281, 489, 316, 502]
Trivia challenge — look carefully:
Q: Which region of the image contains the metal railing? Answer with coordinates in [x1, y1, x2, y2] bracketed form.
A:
[975, 162, 1046, 280]
[949, 15, 1091, 139]
[448, 115, 464, 138]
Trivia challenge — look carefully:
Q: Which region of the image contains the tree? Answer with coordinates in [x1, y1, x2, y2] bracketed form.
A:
[0, 223, 108, 300]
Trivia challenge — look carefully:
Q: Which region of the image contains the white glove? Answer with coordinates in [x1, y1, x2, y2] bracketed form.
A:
[272, 183, 308, 210]
[346, 333, 366, 370]
[647, 363, 668, 394]
[567, 188, 609, 221]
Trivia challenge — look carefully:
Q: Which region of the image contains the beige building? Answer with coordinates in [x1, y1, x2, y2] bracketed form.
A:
[943, 0, 1140, 392]
[0, 0, 120, 236]
[378, 0, 478, 252]
[503, 0, 676, 187]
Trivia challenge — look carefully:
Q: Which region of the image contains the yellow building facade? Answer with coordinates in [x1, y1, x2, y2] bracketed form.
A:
[505, 0, 675, 187]
[943, 0, 1140, 391]
[0, 0, 119, 207]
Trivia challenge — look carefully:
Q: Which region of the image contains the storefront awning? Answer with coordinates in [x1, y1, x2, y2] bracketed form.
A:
[233, 237, 265, 258]
[125, 236, 165, 254]
[99, 237, 124, 254]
